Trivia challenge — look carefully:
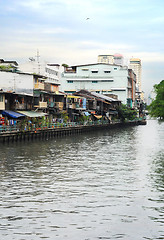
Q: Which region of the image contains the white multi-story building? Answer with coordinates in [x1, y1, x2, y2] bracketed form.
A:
[19, 61, 61, 86]
[60, 63, 135, 105]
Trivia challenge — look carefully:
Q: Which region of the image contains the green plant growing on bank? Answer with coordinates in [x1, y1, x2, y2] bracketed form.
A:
[79, 115, 89, 123]
[148, 80, 164, 120]
[61, 112, 69, 123]
[117, 104, 137, 122]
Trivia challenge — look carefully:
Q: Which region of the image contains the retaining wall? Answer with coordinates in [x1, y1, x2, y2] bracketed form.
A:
[0, 121, 145, 144]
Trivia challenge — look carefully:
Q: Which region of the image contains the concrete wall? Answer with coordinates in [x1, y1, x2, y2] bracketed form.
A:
[0, 94, 5, 110]
[0, 71, 33, 96]
[61, 63, 129, 104]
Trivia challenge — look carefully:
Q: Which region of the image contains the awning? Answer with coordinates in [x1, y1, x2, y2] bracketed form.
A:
[94, 115, 102, 119]
[17, 111, 48, 118]
[1, 110, 25, 119]
[67, 95, 82, 99]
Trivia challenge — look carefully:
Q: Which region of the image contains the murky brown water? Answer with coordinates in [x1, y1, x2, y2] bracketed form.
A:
[0, 120, 164, 240]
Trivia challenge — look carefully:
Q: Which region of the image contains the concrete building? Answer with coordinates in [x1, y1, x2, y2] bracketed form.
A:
[98, 53, 124, 66]
[113, 53, 124, 66]
[0, 71, 33, 96]
[98, 55, 114, 64]
[60, 63, 135, 105]
[0, 59, 18, 69]
[129, 58, 142, 93]
[128, 69, 136, 108]
[19, 61, 61, 86]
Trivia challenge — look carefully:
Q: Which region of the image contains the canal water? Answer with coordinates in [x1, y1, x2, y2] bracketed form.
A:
[0, 120, 163, 240]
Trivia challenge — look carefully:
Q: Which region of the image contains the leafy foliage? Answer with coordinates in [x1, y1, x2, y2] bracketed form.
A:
[0, 65, 12, 71]
[148, 80, 164, 119]
[117, 104, 137, 122]
[62, 63, 69, 68]
[0, 65, 17, 72]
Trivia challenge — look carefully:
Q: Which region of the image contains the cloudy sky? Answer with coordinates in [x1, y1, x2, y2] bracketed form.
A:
[1, 0, 164, 98]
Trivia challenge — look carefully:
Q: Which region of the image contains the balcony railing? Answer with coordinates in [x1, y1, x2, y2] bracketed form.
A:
[0, 118, 146, 134]
[34, 82, 45, 90]
[0, 102, 5, 110]
[34, 101, 47, 108]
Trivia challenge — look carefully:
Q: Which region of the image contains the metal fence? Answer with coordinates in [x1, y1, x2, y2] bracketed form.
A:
[0, 120, 111, 134]
[0, 118, 145, 134]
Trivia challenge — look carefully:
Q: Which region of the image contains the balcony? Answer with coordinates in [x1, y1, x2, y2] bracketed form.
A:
[34, 82, 45, 90]
[55, 102, 63, 110]
[0, 102, 5, 110]
[34, 101, 47, 108]
[48, 102, 55, 108]
[15, 103, 25, 110]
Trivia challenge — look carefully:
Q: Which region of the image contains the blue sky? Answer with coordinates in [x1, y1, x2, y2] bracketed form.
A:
[1, 0, 164, 98]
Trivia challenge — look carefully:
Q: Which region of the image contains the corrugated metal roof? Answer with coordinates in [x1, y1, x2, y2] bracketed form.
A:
[75, 89, 121, 103]
[91, 91, 118, 102]
[17, 111, 48, 118]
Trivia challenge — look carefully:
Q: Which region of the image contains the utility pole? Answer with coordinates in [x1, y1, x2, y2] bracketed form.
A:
[36, 50, 40, 74]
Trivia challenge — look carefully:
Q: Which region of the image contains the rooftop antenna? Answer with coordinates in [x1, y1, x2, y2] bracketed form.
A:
[36, 49, 41, 74]
[29, 57, 36, 73]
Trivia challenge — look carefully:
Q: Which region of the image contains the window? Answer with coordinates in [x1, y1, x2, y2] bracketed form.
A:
[114, 68, 117, 70]
[92, 81, 98, 83]
[82, 68, 89, 71]
[91, 68, 98, 73]
[101, 80, 113, 82]
[67, 80, 73, 83]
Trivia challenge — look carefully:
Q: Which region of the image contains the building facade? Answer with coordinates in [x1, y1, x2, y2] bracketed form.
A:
[60, 63, 135, 105]
[19, 61, 61, 86]
[128, 69, 136, 108]
[0, 71, 33, 96]
[129, 58, 142, 93]
[98, 55, 114, 64]
[98, 53, 124, 66]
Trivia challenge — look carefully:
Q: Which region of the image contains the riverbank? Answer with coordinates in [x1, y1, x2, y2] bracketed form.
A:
[0, 119, 146, 143]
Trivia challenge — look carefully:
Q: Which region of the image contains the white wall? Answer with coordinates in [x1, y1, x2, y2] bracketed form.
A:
[0, 71, 33, 96]
[60, 63, 129, 103]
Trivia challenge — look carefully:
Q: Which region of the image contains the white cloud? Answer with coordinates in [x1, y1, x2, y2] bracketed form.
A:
[151, 16, 164, 23]
[80, 41, 135, 51]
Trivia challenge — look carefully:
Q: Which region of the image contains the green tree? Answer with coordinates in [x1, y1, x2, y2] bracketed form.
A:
[117, 104, 137, 122]
[148, 80, 164, 119]
[62, 63, 69, 68]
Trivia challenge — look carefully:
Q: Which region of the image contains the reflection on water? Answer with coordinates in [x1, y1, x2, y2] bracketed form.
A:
[0, 120, 164, 240]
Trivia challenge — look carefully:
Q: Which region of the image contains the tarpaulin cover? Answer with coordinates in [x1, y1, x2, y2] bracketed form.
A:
[84, 111, 90, 116]
[1, 110, 25, 119]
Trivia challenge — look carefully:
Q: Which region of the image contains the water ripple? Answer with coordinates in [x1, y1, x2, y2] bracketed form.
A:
[0, 120, 163, 239]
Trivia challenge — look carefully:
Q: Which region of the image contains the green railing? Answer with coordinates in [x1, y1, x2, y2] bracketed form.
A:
[0, 118, 145, 134]
[0, 120, 111, 134]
